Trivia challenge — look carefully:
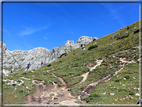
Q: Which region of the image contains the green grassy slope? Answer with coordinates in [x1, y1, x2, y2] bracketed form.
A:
[81, 63, 139, 104]
[3, 20, 140, 104]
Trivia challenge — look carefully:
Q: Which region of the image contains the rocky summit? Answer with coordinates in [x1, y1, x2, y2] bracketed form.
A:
[1, 36, 98, 75]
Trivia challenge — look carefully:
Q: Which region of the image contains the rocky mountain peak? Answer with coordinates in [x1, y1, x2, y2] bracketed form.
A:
[28, 47, 50, 55]
[0, 41, 7, 51]
[76, 36, 98, 44]
[65, 40, 74, 46]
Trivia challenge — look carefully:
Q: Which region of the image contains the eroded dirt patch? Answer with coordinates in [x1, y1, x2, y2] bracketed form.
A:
[25, 74, 79, 105]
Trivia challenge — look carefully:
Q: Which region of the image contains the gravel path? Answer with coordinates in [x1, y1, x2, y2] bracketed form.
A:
[79, 59, 103, 84]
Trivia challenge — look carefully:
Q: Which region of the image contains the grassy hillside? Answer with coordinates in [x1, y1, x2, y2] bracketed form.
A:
[3, 20, 140, 104]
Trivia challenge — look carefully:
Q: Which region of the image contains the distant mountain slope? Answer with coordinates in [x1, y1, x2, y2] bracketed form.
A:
[3, 20, 140, 105]
[1, 36, 98, 75]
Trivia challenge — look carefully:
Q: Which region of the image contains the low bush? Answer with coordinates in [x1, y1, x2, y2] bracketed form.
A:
[59, 53, 67, 58]
[58, 84, 61, 87]
[117, 34, 129, 40]
[118, 89, 127, 92]
[47, 64, 51, 67]
[86, 93, 101, 102]
[88, 45, 98, 50]
[115, 79, 120, 82]
[134, 29, 139, 34]
[129, 92, 135, 95]
[124, 75, 130, 79]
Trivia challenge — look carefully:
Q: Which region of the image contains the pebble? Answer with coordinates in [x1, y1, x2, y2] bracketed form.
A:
[110, 93, 115, 95]
[123, 78, 126, 80]
[135, 93, 140, 96]
[122, 84, 125, 86]
[102, 92, 106, 95]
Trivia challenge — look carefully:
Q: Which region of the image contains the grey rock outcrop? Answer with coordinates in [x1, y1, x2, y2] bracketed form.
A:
[65, 40, 74, 46]
[76, 36, 94, 44]
[2, 36, 98, 75]
[0, 42, 7, 52]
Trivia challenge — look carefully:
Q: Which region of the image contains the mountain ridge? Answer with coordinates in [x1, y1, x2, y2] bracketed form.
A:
[1, 36, 98, 74]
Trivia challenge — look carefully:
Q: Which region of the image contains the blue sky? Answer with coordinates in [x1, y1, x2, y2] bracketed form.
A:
[3, 3, 139, 51]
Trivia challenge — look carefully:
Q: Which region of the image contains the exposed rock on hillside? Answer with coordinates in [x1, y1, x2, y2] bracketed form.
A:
[28, 47, 50, 55]
[65, 40, 74, 46]
[2, 36, 98, 75]
[52, 46, 73, 59]
[0, 42, 7, 52]
[76, 36, 98, 45]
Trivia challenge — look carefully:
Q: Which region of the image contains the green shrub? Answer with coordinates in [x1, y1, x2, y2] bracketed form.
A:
[127, 26, 129, 29]
[115, 79, 120, 82]
[59, 53, 67, 58]
[47, 64, 51, 67]
[117, 34, 129, 40]
[59, 61, 62, 63]
[124, 75, 130, 79]
[88, 45, 98, 50]
[134, 29, 139, 34]
[98, 57, 102, 60]
[12, 84, 16, 86]
[129, 92, 135, 95]
[58, 84, 61, 87]
[118, 89, 127, 92]
[21, 59, 25, 61]
[90, 93, 100, 97]
[68, 89, 71, 91]
[86, 93, 101, 102]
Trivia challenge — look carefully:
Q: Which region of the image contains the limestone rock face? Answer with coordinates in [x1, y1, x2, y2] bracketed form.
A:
[2, 36, 98, 75]
[0, 42, 7, 52]
[52, 46, 73, 59]
[28, 47, 50, 55]
[76, 36, 98, 45]
[65, 40, 74, 46]
[2, 46, 51, 73]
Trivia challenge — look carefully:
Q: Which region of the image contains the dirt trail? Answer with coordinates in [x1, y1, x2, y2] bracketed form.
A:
[90, 60, 103, 71]
[79, 72, 89, 83]
[51, 73, 79, 104]
[52, 73, 66, 87]
[79, 60, 103, 84]
[119, 58, 136, 63]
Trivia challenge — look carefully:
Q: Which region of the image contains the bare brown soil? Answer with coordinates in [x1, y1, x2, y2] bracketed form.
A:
[25, 73, 79, 105]
[86, 62, 94, 67]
